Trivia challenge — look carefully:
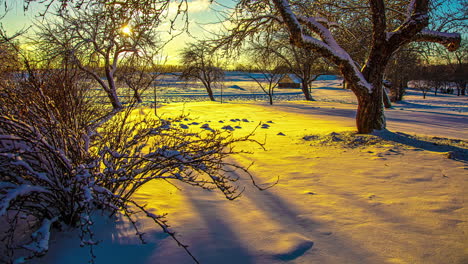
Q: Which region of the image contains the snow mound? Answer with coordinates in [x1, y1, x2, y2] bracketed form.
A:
[221, 125, 234, 131]
[269, 234, 314, 261]
[303, 131, 468, 162]
[303, 132, 383, 148]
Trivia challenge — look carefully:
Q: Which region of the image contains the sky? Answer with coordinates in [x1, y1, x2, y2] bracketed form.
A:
[0, 0, 236, 64]
[1, 0, 464, 65]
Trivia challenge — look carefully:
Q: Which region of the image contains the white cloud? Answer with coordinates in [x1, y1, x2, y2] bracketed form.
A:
[166, 0, 211, 17]
[187, 0, 211, 13]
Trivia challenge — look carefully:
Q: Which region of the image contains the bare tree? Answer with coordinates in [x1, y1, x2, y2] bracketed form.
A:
[221, 0, 461, 133]
[413, 80, 432, 99]
[385, 47, 420, 102]
[179, 42, 225, 101]
[247, 39, 286, 105]
[254, 31, 331, 101]
[34, 2, 163, 110]
[441, 40, 467, 96]
[118, 52, 163, 104]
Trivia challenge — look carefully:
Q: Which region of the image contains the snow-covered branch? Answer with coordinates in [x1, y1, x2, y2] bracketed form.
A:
[271, 0, 373, 93]
[413, 29, 461, 51]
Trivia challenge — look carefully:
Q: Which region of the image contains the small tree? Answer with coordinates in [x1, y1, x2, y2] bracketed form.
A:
[247, 30, 330, 101]
[385, 48, 420, 102]
[247, 38, 286, 105]
[179, 42, 225, 101]
[413, 80, 431, 99]
[442, 41, 467, 96]
[118, 52, 162, 104]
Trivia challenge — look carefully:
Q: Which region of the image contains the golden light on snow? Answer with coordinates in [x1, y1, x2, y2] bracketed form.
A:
[121, 25, 132, 35]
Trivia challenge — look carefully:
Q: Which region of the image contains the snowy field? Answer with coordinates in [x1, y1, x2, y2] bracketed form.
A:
[34, 75, 467, 264]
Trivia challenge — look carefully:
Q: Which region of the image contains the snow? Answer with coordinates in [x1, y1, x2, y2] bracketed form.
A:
[27, 77, 468, 263]
[21, 217, 58, 257]
[0, 185, 52, 217]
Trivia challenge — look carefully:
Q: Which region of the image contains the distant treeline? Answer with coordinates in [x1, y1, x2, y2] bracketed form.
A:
[412, 63, 467, 82]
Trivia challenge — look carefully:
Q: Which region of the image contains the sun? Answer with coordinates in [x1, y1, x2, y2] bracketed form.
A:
[121, 25, 132, 35]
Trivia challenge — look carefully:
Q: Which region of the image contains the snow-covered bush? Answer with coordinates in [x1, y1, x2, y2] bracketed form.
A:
[0, 62, 261, 263]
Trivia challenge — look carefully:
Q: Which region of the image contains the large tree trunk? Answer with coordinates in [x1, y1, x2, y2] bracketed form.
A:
[301, 80, 314, 101]
[352, 65, 387, 134]
[355, 87, 386, 134]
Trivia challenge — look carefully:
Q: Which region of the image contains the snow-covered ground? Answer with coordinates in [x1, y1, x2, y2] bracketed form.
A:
[34, 76, 467, 264]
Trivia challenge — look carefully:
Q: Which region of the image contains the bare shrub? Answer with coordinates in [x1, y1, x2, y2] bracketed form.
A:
[0, 58, 262, 264]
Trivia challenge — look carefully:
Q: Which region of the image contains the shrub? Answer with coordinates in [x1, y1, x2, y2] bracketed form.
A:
[0, 62, 261, 263]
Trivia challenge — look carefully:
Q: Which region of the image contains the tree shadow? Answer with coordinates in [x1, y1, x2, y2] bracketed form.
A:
[226, 169, 389, 263]
[373, 130, 468, 163]
[182, 190, 257, 264]
[273, 102, 357, 119]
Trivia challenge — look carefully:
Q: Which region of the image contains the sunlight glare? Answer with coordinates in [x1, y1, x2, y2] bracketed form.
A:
[121, 25, 132, 35]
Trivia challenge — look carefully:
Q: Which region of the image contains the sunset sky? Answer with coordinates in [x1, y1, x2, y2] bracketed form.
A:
[1, 0, 235, 64]
[1, 0, 464, 65]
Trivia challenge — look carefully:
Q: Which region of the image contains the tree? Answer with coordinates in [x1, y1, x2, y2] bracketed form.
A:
[118, 52, 162, 103]
[35, 2, 161, 110]
[179, 42, 225, 101]
[256, 31, 331, 101]
[246, 37, 286, 105]
[385, 47, 420, 102]
[440, 40, 468, 96]
[222, 0, 461, 133]
[413, 80, 431, 99]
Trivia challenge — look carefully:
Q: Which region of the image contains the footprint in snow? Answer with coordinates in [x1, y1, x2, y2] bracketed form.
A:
[180, 124, 189, 129]
[235, 126, 242, 129]
[261, 124, 270, 129]
[266, 120, 274, 123]
[277, 132, 285, 136]
[242, 119, 249, 122]
[200, 124, 213, 131]
[191, 122, 199, 125]
[222, 125, 234, 131]
[219, 120, 224, 123]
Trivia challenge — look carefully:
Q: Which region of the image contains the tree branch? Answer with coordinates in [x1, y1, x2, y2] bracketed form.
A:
[413, 30, 461, 51]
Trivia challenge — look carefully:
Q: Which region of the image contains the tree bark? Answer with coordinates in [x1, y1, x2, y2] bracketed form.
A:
[355, 87, 386, 134]
[105, 67, 123, 110]
[301, 81, 314, 101]
[205, 83, 216, 101]
[354, 63, 387, 133]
